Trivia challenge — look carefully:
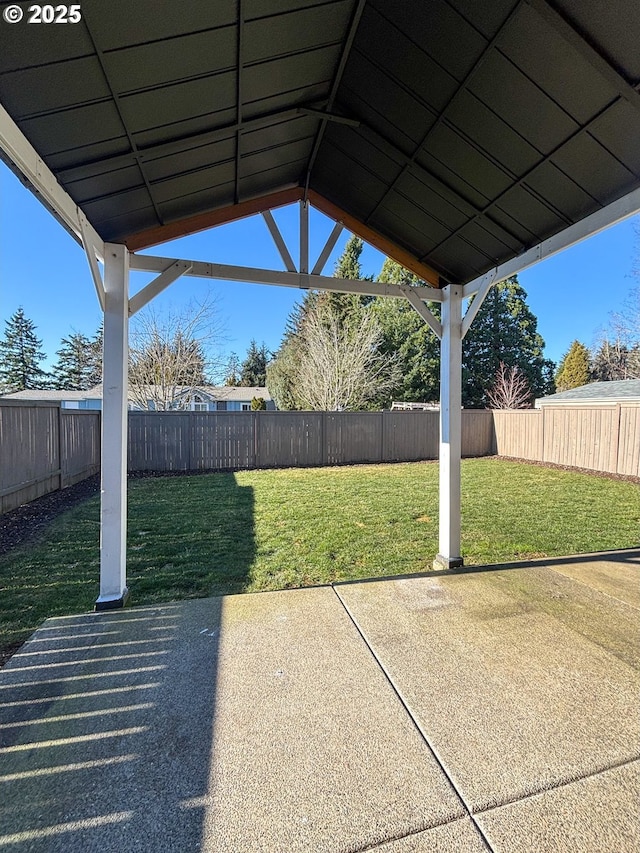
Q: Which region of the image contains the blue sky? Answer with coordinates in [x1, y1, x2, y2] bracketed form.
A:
[1, 160, 638, 374]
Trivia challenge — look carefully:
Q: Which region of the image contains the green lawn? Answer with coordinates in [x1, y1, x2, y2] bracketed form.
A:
[1, 459, 638, 658]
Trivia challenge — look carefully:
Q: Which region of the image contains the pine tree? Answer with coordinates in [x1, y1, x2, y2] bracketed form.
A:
[51, 331, 96, 389]
[462, 277, 555, 407]
[555, 340, 591, 390]
[240, 340, 269, 386]
[0, 307, 49, 391]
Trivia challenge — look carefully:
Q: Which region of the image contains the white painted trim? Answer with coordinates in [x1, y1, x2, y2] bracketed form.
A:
[128, 260, 192, 316]
[462, 186, 640, 297]
[0, 104, 104, 256]
[98, 243, 129, 608]
[128, 253, 444, 302]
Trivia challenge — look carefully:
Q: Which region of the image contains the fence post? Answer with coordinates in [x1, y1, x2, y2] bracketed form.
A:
[187, 411, 192, 471]
[57, 405, 64, 490]
[254, 411, 259, 469]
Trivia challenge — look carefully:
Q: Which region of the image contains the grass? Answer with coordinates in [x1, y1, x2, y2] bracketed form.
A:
[1, 458, 638, 657]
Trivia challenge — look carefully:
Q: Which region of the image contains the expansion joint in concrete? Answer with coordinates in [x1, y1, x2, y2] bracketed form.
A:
[330, 584, 496, 853]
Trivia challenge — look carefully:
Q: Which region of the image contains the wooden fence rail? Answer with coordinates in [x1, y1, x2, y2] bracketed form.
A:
[127, 410, 494, 471]
[492, 406, 640, 477]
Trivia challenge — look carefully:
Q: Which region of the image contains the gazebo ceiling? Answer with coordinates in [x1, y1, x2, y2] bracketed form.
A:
[1, 0, 639, 285]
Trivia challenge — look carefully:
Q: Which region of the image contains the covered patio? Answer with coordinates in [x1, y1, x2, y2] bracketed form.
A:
[1, 0, 640, 604]
[1, 2, 639, 849]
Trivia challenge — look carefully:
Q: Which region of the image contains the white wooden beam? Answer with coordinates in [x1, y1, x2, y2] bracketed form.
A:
[129, 254, 444, 302]
[463, 186, 640, 298]
[311, 221, 344, 275]
[96, 243, 129, 611]
[262, 210, 297, 272]
[434, 284, 464, 570]
[0, 104, 104, 257]
[403, 287, 442, 339]
[128, 260, 193, 316]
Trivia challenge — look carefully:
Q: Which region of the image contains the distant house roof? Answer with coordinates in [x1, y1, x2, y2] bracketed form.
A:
[1, 385, 272, 403]
[0, 387, 101, 402]
[535, 380, 640, 408]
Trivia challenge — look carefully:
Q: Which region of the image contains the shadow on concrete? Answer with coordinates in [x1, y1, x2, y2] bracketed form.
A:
[0, 599, 225, 851]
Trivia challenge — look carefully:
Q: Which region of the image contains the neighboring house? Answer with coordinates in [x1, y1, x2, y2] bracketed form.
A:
[1, 385, 275, 411]
[0, 388, 102, 409]
[535, 379, 640, 408]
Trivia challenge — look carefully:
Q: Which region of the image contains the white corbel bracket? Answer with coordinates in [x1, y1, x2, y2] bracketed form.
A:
[79, 214, 106, 311]
[128, 260, 193, 316]
[402, 286, 442, 339]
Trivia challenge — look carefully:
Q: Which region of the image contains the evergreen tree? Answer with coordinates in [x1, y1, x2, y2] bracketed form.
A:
[240, 340, 269, 386]
[0, 307, 49, 391]
[371, 259, 440, 405]
[51, 331, 97, 389]
[87, 323, 103, 388]
[462, 277, 555, 407]
[555, 340, 591, 390]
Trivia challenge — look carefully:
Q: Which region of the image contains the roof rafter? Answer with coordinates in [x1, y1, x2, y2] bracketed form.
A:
[303, 0, 368, 197]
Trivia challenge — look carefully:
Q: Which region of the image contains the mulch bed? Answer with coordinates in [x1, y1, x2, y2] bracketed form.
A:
[0, 474, 101, 558]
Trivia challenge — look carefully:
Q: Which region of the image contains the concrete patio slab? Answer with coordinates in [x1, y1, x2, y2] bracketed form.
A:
[477, 760, 640, 852]
[1, 588, 466, 852]
[1, 551, 638, 852]
[539, 548, 640, 610]
[336, 562, 640, 813]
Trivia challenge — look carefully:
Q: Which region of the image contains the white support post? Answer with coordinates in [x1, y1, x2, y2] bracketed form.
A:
[96, 243, 130, 610]
[299, 200, 309, 274]
[434, 284, 464, 570]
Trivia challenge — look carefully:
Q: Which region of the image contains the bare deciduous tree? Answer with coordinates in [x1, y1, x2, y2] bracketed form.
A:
[128, 297, 226, 410]
[295, 301, 399, 411]
[486, 362, 532, 409]
[591, 286, 640, 380]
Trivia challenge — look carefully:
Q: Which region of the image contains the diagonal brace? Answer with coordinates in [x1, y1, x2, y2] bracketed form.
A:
[79, 214, 105, 311]
[312, 221, 344, 275]
[262, 210, 297, 272]
[403, 287, 442, 339]
[128, 260, 192, 316]
[461, 271, 495, 339]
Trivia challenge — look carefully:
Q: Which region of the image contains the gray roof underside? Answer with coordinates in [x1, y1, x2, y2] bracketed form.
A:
[1, 0, 639, 285]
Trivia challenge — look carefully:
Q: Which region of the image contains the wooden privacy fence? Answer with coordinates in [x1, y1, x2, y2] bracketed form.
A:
[128, 409, 495, 472]
[0, 401, 101, 514]
[493, 406, 640, 477]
